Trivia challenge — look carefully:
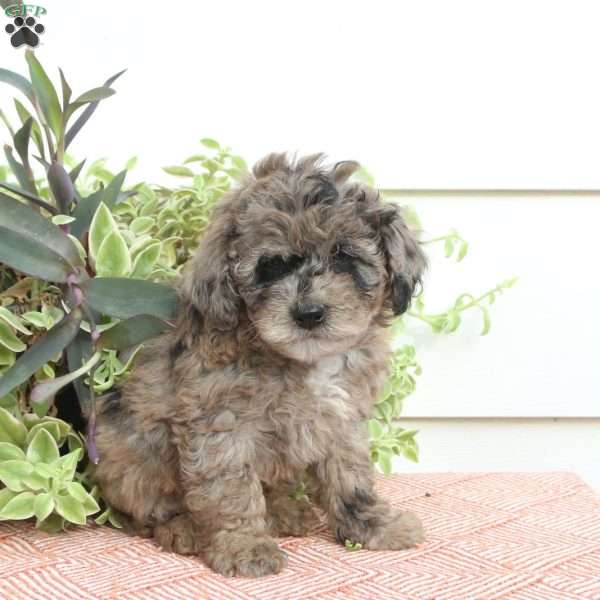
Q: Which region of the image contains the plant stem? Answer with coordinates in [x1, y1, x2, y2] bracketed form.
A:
[420, 235, 450, 245]
[407, 284, 506, 323]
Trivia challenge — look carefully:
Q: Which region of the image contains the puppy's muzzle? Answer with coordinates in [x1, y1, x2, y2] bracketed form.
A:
[292, 303, 327, 330]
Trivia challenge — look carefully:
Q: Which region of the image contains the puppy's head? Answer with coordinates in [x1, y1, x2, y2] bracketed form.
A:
[181, 153, 426, 362]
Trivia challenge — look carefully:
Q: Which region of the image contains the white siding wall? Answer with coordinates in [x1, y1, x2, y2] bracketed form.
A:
[387, 191, 600, 420]
[394, 419, 600, 492]
[385, 191, 600, 492]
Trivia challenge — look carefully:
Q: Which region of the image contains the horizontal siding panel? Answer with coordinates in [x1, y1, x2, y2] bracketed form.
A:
[386, 192, 600, 418]
[393, 418, 600, 492]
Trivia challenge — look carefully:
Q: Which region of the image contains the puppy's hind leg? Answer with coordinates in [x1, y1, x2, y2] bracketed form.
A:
[263, 481, 322, 537]
[154, 513, 204, 555]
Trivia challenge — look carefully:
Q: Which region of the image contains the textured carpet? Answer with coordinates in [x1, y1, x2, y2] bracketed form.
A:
[1, 473, 599, 599]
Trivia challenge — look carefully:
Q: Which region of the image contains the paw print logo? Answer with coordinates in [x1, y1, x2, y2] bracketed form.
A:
[5, 16, 45, 48]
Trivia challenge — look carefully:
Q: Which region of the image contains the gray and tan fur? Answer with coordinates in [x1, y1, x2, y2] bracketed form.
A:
[92, 153, 427, 577]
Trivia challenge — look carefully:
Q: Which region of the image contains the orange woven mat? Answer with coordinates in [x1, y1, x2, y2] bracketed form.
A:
[1, 473, 599, 599]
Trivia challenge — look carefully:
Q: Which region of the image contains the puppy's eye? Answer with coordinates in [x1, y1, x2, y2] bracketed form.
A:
[331, 244, 355, 268]
[255, 254, 304, 285]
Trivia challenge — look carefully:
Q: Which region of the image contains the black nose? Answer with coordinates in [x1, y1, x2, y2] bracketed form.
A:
[293, 303, 326, 330]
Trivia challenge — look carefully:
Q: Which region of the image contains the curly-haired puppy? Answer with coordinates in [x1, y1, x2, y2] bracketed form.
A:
[92, 153, 427, 577]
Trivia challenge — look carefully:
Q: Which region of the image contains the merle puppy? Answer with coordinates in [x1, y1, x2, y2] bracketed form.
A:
[92, 153, 427, 577]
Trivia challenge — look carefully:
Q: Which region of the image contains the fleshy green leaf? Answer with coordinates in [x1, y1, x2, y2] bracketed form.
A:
[72, 87, 115, 105]
[53, 448, 82, 481]
[183, 154, 206, 164]
[4, 144, 35, 194]
[13, 117, 33, 166]
[52, 214, 76, 225]
[30, 351, 101, 406]
[36, 513, 65, 532]
[125, 156, 138, 171]
[0, 312, 82, 400]
[21, 470, 48, 491]
[200, 138, 220, 149]
[89, 201, 119, 262]
[0, 460, 33, 491]
[95, 230, 131, 277]
[0, 347, 16, 369]
[65, 481, 88, 502]
[70, 188, 103, 240]
[26, 428, 60, 463]
[69, 158, 86, 184]
[368, 419, 384, 440]
[13, 99, 44, 157]
[0, 191, 82, 267]
[480, 306, 491, 336]
[20, 311, 47, 329]
[0, 442, 26, 461]
[102, 170, 127, 210]
[403, 445, 419, 463]
[67, 482, 100, 515]
[67, 432, 83, 454]
[0, 308, 32, 336]
[65, 331, 93, 412]
[162, 166, 194, 177]
[0, 68, 34, 102]
[34, 462, 57, 479]
[80, 278, 179, 320]
[129, 216, 154, 236]
[25, 51, 63, 142]
[55, 493, 87, 525]
[378, 448, 393, 474]
[25, 421, 63, 446]
[59, 68, 72, 109]
[97, 314, 172, 350]
[33, 492, 54, 522]
[130, 242, 161, 279]
[0, 226, 73, 282]
[0, 488, 18, 511]
[0, 491, 35, 520]
[444, 238, 454, 258]
[0, 321, 27, 352]
[0, 407, 28, 446]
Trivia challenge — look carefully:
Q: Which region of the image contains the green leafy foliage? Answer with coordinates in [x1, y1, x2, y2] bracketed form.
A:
[0, 407, 100, 531]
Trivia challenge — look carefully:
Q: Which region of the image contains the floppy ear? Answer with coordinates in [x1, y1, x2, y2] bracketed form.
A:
[179, 199, 240, 331]
[377, 203, 427, 315]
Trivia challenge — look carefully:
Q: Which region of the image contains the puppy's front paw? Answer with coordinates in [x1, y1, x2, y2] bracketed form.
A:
[364, 510, 425, 550]
[205, 532, 287, 577]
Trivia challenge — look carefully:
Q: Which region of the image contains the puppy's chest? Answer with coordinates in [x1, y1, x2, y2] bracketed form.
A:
[302, 355, 357, 422]
[260, 355, 361, 469]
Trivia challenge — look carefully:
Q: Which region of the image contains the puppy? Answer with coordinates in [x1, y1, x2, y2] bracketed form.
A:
[92, 153, 427, 577]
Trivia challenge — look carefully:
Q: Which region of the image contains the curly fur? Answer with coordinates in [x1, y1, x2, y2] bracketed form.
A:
[92, 153, 427, 577]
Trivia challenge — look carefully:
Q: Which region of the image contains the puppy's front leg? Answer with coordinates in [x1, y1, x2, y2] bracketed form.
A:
[313, 436, 425, 550]
[179, 428, 287, 577]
